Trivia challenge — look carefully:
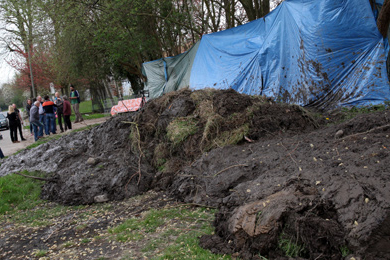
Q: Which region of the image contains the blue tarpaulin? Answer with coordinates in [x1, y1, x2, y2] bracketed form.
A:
[143, 0, 390, 109]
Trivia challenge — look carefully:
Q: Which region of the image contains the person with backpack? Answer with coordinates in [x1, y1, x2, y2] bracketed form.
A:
[30, 101, 44, 141]
[69, 85, 83, 123]
[54, 92, 64, 132]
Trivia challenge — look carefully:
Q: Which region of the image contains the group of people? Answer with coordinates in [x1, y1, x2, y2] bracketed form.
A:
[7, 85, 84, 143]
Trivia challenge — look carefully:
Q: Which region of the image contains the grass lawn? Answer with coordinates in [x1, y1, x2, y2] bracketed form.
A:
[79, 100, 93, 113]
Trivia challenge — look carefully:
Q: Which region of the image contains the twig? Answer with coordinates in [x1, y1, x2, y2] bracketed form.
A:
[177, 174, 213, 178]
[14, 172, 55, 182]
[280, 142, 300, 169]
[213, 164, 248, 177]
[123, 121, 144, 187]
[338, 123, 390, 141]
[163, 202, 217, 209]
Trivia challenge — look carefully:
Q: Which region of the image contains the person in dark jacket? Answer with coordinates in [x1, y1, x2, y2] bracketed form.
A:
[54, 92, 64, 132]
[12, 104, 26, 141]
[30, 101, 44, 141]
[26, 99, 33, 135]
[42, 95, 57, 135]
[62, 95, 72, 131]
[6, 105, 19, 143]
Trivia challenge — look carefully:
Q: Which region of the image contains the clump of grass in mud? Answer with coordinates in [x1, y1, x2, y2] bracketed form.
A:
[33, 249, 48, 257]
[166, 117, 198, 147]
[341, 103, 389, 119]
[340, 245, 351, 257]
[190, 88, 216, 106]
[109, 206, 232, 259]
[214, 123, 249, 147]
[153, 143, 170, 172]
[0, 171, 45, 214]
[200, 114, 224, 150]
[278, 232, 307, 258]
[324, 102, 390, 124]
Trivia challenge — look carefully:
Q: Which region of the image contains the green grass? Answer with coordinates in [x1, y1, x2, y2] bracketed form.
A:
[81, 238, 91, 243]
[152, 227, 231, 260]
[70, 112, 106, 122]
[340, 245, 351, 257]
[34, 250, 48, 257]
[167, 117, 199, 147]
[278, 232, 307, 258]
[79, 100, 93, 113]
[109, 206, 232, 259]
[0, 171, 45, 214]
[62, 241, 75, 248]
[338, 102, 390, 121]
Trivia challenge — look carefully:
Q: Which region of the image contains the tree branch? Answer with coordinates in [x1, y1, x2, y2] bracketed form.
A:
[14, 172, 56, 182]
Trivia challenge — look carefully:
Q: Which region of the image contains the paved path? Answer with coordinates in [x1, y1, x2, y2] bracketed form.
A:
[0, 116, 109, 156]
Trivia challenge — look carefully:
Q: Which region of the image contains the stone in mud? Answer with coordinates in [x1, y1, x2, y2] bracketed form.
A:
[94, 194, 109, 203]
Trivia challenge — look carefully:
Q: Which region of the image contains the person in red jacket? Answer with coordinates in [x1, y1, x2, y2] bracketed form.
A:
[62, 96, 72, 131]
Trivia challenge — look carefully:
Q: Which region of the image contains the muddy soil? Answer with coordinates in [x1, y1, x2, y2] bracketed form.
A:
[0, 191, 186, 260]
[1, 88, 389, 259]
[171, 110, 390, 259]
[0, 114, 154, 205]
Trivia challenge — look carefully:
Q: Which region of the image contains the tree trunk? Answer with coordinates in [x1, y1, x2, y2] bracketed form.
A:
[377, 0, 390, 37]
[239, 0, 270, 21]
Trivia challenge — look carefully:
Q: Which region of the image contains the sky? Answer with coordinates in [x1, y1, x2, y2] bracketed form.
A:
[0, 59, 15, 86]
[0, 17, 16, 87]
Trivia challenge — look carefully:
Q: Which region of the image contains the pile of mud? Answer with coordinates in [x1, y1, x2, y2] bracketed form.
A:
[171, 110, 390, 259]
[0, 114, 155, 205]
[0, 88, 389, 259]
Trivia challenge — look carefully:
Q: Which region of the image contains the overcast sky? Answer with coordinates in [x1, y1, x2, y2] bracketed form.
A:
[0, 60, 15, 86]
[0, 16, 16, 87]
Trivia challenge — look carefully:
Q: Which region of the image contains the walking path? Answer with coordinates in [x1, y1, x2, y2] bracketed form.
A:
[0, 116, 109, 156]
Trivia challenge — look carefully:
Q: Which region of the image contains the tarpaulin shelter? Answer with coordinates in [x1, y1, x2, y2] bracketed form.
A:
[142, 0, 390, 109]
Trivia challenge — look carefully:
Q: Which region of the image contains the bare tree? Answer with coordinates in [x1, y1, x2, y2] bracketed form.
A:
[238, 0, 270, 21]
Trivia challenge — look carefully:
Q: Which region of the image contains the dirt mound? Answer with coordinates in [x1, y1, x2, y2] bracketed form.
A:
[1, 88, 389, 258]
[134, 88, 318, 190]
[0, 114, 155, 205]
[170, 109, 390, 259]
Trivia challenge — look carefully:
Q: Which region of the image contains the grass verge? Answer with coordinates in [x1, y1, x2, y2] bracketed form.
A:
[109, 206, 232, 259]
[0, 171, 45, 214]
